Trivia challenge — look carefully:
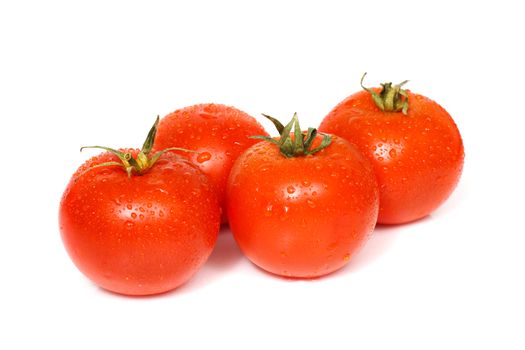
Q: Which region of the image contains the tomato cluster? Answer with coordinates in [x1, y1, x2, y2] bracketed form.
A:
[59, 76, 464, 296]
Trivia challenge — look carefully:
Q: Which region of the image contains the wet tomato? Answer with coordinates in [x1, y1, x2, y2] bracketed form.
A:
[319, 75, 464, 224]
[59, 119, 220, 295]
[154, 103, 268, 222]
[227, 114, 379, 278]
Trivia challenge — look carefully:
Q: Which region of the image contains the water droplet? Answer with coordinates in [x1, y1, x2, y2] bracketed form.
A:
[197, 151, 212, 163]
[125, 220, 134, 229]
[131, 212, 137, 219]
[377, 156, 384, 161]
[264, 204, 273, 216]
[343, 254, 351, 261]
[200, 112, 217, 119]
[126, 204, 133, 210]
[159, 210, 164, 217]
[139, 214, 145, 220]
[302, 180, 310, 187]
[147, 203, 152, 208]
[389, 149, 397, 158]
[287, 186, 296, 194]
[307, 199, 316, 208]
[312, 191, 317, 196]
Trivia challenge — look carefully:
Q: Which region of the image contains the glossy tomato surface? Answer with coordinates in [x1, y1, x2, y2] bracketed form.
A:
[227, 135, 379, 278]
[319, 90, 464, 224]
[153, 103, 268, 222]
[59, 150, 220, 295]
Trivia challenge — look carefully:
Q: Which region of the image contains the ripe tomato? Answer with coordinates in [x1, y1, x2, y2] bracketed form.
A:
[59, 119, 220, 295]
[319, 75, 464, 224]
[227, 114, 379, 278]
[153, 103, 268, 222]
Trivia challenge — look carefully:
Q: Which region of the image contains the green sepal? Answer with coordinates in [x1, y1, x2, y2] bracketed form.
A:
[141, 116, 160, 155]
[255, 113, 332, 158]
[361, 72, 410, 115]
[78, 117, 196, 178]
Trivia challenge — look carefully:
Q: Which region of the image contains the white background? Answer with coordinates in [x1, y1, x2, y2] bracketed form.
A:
[1, 0, 523, 349]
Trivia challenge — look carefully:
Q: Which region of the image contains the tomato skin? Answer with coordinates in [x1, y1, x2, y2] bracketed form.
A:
[59, 150, 220, 296]
[319, 90, 464, 224]
[153, 104, 268, 222]
[227, 135, 379, 278]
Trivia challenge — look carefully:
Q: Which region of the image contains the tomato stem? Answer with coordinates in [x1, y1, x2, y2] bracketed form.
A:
[79, 117, 196, 178]
[252, 113, 331, 157]
[361, 72, 409, 115]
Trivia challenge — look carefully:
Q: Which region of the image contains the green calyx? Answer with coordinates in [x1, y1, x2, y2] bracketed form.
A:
[361, 72, 410, 115]
[252, 113, 332, 158]
[80, 116, 194, 177]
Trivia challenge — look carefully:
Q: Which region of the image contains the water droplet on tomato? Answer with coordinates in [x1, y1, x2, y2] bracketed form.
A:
[307, 199, 316, 208]
[199, 112, 217, 119]
[126, 204, 132, 210]
[265, 204, 273, 216]
[389, 149, 397, 158]
[139, 214, 144, 220]
[197, 152, 212, 163]
[159, 210, 164, 217]
[125, 221, 134, 229]
[287, 186, 296, 194]
[343, 254, 351, 261]
[302, 180, 310, 187]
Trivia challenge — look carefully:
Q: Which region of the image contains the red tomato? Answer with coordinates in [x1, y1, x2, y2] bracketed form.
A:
[227, 114, 379, 278]
[319, 75, 464, 224]
[59, 120, 220, 295]
[153, 103, 268, 222]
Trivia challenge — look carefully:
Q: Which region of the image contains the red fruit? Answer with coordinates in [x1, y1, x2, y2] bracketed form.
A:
[319, 74, 464, 224]
[59, 118, 221, 295]
[227, 114, 379, 278]
[154, 103, 268, 222]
